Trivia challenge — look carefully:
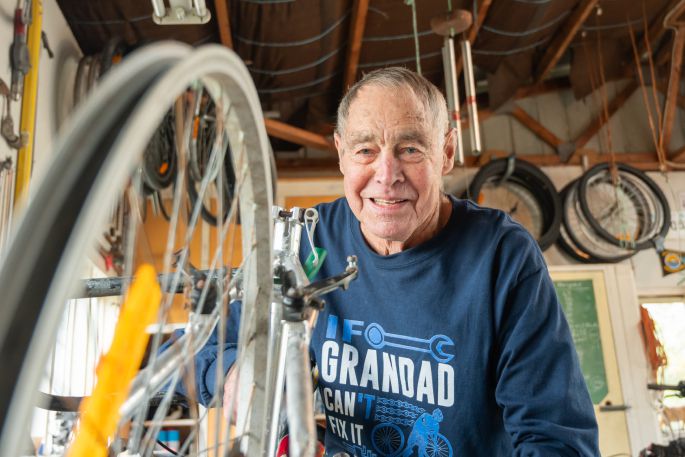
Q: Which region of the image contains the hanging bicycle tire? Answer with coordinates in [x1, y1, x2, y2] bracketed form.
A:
[464, 157, 562, 251]
[0, 43, 274, 456]
[576, 162, 670, 251]
[560, 179, 635, 264]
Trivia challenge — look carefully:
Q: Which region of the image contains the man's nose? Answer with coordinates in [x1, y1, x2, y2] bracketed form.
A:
[374, 150, 403, 185]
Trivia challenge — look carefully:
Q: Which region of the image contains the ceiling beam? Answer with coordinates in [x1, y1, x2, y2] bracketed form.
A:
[509, 105, 563, 149]
[661, 14, 685, 157]
[214, 0, 233, 49]
[637, 0, 680, 59]
[657, 80, 685, 111]
[514, 77, 571, 99]
[343, 0, 370, 90]
[265, 119, 335, 153]
[534, 0, 599, 83]
[455, 0, 493, 75]
[671, 145, 685, 162]
[574, 81, 638, 150]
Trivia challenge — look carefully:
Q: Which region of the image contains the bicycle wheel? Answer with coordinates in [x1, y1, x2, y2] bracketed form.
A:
[577, 162, 670, 251]
[561, 179, 635, 263]
[556, 182, 602, 263]
[371, 423, 405, 456]
[185, 91, 238, 226]
[0, 42, 274, 457]
[425, 433, 453, 457]
[465, 157, 561, 251]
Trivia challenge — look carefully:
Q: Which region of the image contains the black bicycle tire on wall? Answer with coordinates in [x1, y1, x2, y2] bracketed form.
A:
[561, 179, 635, 264]
[556, 182, 606, 264]
[466, 157, 562, 251]
[577, 162, 670, 251]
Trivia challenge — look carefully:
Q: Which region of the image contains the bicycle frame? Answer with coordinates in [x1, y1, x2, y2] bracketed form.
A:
[264, 206, 358, 457]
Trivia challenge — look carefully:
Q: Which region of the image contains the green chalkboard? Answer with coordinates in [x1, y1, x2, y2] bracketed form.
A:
[553, 279, 608, 404]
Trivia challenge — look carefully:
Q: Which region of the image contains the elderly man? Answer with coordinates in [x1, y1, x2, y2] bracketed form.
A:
[298, 67, 598, 456]
[203, 67, 598, 456]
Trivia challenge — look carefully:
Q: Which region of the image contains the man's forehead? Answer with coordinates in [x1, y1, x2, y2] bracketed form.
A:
[344, 128, 430, 144]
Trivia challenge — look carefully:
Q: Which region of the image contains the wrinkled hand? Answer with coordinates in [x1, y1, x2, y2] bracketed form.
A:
[223, 365, 239, 421]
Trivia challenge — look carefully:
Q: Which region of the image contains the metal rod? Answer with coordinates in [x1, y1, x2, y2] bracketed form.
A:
[151, 0, 166, 18]
[194, 0, 207, 17]
[442, 38, 464, 165]
[74, 268, 232, 298]
[284, 320, 316, 457]
[119, 314, 217, 420]
[461, 37, 482, 156]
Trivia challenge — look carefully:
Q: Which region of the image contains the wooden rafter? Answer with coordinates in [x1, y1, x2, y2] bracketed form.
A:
[343, 0, 370, 90]
[214, 0, 233, 49]
[509, 105, 563, 149]
[661, 0, 685, 157]
[534, 0, 599, 83]
[671, 145, 685, 162]
[265, 119, 335, 153]
[574, 81, 638, 150]
[455, 0, 493, 75]
[637, 0, 681, 59]
[514, 77, 571, 99]
[657, 80, 685, 111]
[661, 35, 685, 156]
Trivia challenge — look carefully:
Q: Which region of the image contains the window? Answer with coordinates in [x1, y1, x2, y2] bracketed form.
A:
[641, 298, 685, 437]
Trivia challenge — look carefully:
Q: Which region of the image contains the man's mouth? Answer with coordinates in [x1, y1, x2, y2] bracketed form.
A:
[370, 198, 407, 206]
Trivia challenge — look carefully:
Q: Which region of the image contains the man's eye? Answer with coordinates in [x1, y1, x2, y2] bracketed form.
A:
[399, 146, 425, 163]
[357, 148, 372, 155]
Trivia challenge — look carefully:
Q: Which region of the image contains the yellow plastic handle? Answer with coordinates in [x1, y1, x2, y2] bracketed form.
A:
[68, 264, 162, 457]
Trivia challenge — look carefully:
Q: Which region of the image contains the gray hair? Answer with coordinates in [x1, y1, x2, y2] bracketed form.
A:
[335, 67, 449, 140]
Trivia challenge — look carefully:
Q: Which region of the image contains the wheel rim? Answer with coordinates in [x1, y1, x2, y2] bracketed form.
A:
[0, 43, 274, 457]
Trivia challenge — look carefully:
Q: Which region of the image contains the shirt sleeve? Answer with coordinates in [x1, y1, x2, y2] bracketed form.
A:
[160, 299, 242, 407]
[495, 266, 600, 456]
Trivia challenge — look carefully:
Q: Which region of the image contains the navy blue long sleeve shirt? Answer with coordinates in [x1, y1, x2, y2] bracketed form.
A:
[189, 196, 599, 456]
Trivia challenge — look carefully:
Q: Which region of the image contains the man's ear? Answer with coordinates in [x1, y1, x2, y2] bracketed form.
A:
[442, 128, 456, 175]
[334, 132, 344, 175]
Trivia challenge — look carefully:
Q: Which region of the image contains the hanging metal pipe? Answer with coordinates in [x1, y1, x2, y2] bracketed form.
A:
[151, 0, 166, 19]
[194, 0, 207, 17]
[461, 38, 481, 156]
[442, 37, 464, 165]
[13, 0, 42, 210]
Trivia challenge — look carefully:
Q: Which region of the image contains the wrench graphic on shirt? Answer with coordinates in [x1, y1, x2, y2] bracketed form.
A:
[363, 323, 455, 363]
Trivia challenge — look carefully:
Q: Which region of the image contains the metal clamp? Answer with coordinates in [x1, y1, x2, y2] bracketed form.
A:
[151, 0, 211, 25]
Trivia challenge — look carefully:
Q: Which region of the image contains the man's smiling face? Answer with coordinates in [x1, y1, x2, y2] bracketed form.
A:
[335, 84, 454, 254]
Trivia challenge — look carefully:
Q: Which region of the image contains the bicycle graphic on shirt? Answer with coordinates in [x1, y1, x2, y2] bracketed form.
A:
[370, 408, 453, 457]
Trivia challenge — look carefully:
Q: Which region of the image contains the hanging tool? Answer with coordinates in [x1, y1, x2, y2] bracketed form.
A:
[0, 78, 24, 149]
[10, 2, 31, 101]
[431, 9, 472, 165]
[461, 35, 482, 157]
[0, 158, 14, 251]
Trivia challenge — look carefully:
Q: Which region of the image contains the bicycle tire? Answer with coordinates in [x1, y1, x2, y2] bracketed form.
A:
[561, 179, 635, 263]
[465, 157, 561, 251]
[99, 37, 126, 75]
[0, 43, 274, 456]
[556, 182, 604, 264]
[577, 162, 670, 251]
[72, 55, 92, 108]
[186, 151, 236, 226]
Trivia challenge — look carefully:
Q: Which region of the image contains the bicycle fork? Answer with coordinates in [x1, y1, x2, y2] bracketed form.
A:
[264, 207, 358, 457]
